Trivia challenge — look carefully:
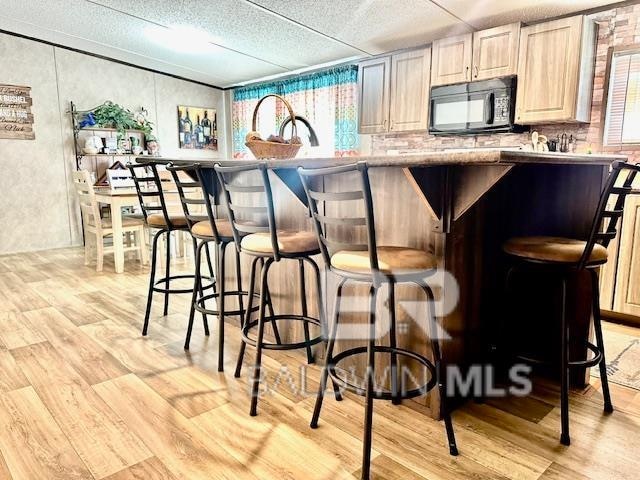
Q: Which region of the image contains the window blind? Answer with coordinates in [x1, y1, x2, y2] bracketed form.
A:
[604, 51, 640, 146]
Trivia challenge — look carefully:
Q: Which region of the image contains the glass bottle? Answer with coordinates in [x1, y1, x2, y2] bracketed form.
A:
[178, 109, 185, 145]
[184, 109, 192, 146]
[201, 111, 211, 146]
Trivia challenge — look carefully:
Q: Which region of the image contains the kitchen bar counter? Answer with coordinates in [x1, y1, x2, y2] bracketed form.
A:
[150, 149, 625, 168]
[144, 150, 626, 418]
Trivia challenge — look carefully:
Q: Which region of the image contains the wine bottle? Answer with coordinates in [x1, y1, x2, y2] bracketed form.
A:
[184, 109, 192, 146]
[178, 109, 185, 145]
[201, 110, 211, 145]
[194, 115, 204, 149]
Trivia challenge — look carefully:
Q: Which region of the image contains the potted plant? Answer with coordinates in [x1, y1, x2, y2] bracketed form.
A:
[90, 102, 155, 141]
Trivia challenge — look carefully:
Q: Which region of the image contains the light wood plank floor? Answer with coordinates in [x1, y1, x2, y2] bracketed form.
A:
[0, 247, 639, 480]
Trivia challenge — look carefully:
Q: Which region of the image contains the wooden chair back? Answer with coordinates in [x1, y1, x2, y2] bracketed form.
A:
[72, 170, 102, 230]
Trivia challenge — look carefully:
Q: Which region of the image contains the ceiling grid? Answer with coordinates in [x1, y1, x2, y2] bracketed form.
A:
[0, 0, 622, 87]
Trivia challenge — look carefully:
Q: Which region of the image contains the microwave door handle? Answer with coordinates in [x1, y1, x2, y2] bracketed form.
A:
[485, 93, 495, 124]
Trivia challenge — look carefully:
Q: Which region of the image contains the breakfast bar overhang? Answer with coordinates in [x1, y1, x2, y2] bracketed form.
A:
[150, 149, 627, 418]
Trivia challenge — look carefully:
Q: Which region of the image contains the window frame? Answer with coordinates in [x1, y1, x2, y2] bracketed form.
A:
[602, 44, 640, 152]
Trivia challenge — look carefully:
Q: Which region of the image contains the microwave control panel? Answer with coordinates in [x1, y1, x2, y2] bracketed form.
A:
[494, 94, 511, 123]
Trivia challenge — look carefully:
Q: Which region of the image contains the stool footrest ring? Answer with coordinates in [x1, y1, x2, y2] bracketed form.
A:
[195, 290, 261, 317]
[328, 346, 438, 401]
[516, 341, 603, 369]
[241, 314, 323, 351]
[153, 274, 215, 294]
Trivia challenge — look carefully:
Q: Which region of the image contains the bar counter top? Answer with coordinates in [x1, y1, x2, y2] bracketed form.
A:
[147, 148, 627, 168]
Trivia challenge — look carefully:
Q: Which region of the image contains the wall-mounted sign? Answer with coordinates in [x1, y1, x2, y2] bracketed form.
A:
[0, 84, 35, 140]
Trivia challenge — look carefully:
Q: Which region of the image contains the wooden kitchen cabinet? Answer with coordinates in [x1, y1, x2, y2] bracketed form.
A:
[358, 47, 430, 133]
[472, 23, 520, 80]
[432, 24, 519, 86]
[389, 47, 431, 131]
[515, 15, 596, 124]
[612, 195, 640, 316]
[431, 33, 472, 86]
[358, 57, 391, 134]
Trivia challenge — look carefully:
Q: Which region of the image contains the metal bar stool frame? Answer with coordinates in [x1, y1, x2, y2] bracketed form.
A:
[298, 161, 458, 480]
[128, 160, 214, 340]
[167, 163, 261, 372]
[214, 162, 325, 417]
[503, 160, 640, 446]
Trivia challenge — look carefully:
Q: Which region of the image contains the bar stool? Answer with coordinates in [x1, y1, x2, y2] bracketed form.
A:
[128, 160, 214, 339]
[298, 162, 458, 480]
[167, 163, 260, 371]
[214, 162, 324, 417]
[502, 160, 640, 446]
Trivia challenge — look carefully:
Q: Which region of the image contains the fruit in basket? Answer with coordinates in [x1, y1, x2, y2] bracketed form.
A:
[288, 136, 302, 145]
[266, 134, 287, 144]
[245, 131, 262, 142]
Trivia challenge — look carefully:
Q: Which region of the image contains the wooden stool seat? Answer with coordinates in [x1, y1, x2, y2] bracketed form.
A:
[191, 219, 234, 239]
[503, 236, 608, 264]
[331, 246, 437, 274]
[241, 230, 319, 255]
[147, 213, 190, 228]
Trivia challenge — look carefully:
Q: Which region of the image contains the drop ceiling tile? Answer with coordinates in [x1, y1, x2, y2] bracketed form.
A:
[0, 14, 230, 86]
[91, 0, 363, 70]
[249, 0, 472, 54]
[437, 0, 621, 29]
[0, 0, 291, 86]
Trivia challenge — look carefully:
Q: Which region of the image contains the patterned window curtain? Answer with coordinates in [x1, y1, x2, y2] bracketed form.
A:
[232, 65, 359, 158]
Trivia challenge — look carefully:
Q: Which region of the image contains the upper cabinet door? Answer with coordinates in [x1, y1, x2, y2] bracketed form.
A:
[431, 33, 473, 86]
[472, 23, 520, 81]
[358, 57, 391, 134]
[515, 16, 594, 124]
[389, 47, 431, 132]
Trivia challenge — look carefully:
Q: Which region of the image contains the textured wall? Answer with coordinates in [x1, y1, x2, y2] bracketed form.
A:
[368, 4, 640, 164]
[0, 32, 228, 254]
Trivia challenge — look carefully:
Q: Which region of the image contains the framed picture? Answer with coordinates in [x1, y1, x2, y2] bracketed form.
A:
[177, 106, 217, 150]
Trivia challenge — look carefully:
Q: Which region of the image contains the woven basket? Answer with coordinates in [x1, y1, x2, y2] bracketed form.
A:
[246, 94, 302, 159]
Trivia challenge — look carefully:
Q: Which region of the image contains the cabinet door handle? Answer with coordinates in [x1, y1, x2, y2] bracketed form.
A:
[383, 119, 388, 130]
[466, 66, 470, 79]
[389, 120, 394, 130]
[474, 66, 478, 78]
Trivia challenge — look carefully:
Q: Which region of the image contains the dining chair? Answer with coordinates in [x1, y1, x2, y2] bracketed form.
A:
[72, 169, 148, 272]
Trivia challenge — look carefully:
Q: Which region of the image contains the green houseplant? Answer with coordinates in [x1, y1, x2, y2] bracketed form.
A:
[91, 101, 154, 140]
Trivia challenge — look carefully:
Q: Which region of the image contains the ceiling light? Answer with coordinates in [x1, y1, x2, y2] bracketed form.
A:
[144, 24, 220, 54]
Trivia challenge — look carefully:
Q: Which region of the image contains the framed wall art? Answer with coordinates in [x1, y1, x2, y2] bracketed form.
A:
[177, 105, 217, 150]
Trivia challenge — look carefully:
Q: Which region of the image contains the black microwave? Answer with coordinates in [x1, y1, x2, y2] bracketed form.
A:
[429, 76, 527, 135]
